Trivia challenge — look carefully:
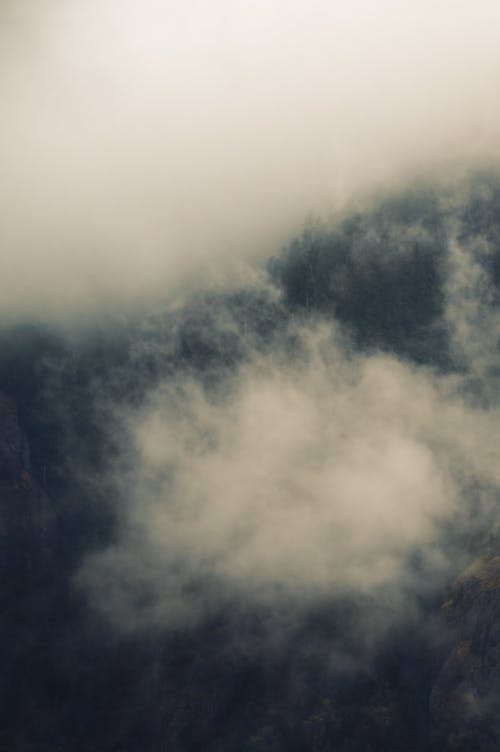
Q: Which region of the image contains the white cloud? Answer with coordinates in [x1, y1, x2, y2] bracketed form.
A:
[78, 324, 500, 630]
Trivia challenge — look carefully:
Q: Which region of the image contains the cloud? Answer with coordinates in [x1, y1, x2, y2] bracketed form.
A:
[77, 322, 500, 631]
[2, 0, 500, 317]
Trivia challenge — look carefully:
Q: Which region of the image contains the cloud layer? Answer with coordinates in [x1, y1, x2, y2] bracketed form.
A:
[2, 1, 500, 316]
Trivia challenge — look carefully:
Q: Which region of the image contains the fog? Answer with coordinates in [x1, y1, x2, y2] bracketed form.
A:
[74, 302, 499, 631]
[2, 0, 500, 316]
[2, 0, 500, 653]
[5, 4, 500, 749]
[78, 339, 441, 628]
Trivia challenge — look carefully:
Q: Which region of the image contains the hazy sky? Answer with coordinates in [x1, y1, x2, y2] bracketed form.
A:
[2, 0, 500, 316]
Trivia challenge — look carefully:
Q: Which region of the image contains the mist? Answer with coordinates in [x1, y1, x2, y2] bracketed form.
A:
[2, 0, 500, 316]
[76, 316, 500, 633]
[3, 4, 500, 748]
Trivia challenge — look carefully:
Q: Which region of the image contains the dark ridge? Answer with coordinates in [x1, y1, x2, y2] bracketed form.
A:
[270, 186, 451, 367]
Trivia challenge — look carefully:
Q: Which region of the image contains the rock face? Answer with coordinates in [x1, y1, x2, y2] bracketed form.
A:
[430, 557, 500, 751]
